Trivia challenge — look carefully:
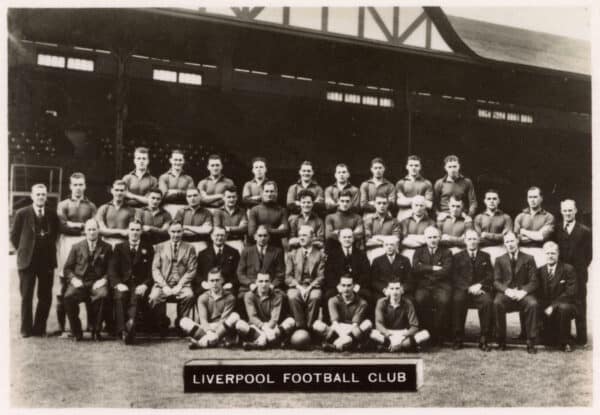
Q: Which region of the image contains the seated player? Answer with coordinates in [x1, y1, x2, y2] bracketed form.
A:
[493, 231, 540, 354]
[324, 163, 360, 214]
[473, 189, 513, 247]
[286, 161, 325, 215]
[149, 221, 197, 334]
[108, 220, 154, 344]
[158, 149, 195, 217]
[288, 190, 325, 250]
[400, 195, 436, 250]
[412, 226, 453, 346]
[195, 226, 240, 295]
[325, 190, 364, 251]
[236, 272, 296, 350]
[174, 188, 213, 254]
[433, 154, 477, 219]
[121, 147, 158, 208]
[395, 155, 433, 222]
[197, 154, 235, 212]
[370, 236, 413, 302]
[324, 229, 370, 301]
[135, 188, 171, 246]
[96, 179, 136, 247]
[538, 241, 578, 352]
[451, 230, 493, 351]
[437, 196, 473, 253]
[312, 274, 373, 352]
[247, 181, 289, 248]
[242, 157, 270, 209]
[359, 157, 395, 217]
[180, 267, 239, 349]
[363, 194, 401, 262]
[237, 225, 285, 300]
[285, 225, 326, 330]
[370, 280, 430, 352]
[55, 172, 97, 336]
[213, 185, 247, 253]
[63, 219, 112, 341]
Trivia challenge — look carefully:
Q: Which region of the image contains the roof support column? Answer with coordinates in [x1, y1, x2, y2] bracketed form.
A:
[114, 50, 129, 177]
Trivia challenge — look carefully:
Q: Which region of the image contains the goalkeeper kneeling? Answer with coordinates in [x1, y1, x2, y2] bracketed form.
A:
[312, 274, 373, 352]
[370, 279, 430, 352]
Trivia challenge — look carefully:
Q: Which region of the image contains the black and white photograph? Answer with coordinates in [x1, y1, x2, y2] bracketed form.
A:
[2, 0, 596, 410]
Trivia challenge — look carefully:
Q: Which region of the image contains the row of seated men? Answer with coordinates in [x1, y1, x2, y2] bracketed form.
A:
[10, 150, 591, 350]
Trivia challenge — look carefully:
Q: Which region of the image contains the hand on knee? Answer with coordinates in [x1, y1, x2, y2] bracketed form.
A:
[235, 319, 250, 335]
[280, 317, 296, 332]
[224, 312, 240, 328]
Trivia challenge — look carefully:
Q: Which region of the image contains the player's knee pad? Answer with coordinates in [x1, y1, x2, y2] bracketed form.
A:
[280, 317, 296, 332]
[180, 317, 205, 340]
[333, 335, 353, 351]
[370, 329, 386, 344]
[224, 312, 240, 328]
[235, 319, 250, 335]
[414, 329, 430, 344]
[389, 334, 406, 352]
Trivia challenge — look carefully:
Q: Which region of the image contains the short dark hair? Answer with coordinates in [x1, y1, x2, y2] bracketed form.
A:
[208, 154, 222, 162]
[169, 220, 183, 228]
[134, 147, 149, 155]
[335, 163, 349, 171]
[485, 189, 500, 198]
[339, 189, 353, 199]
[374, 191, 389, 200]
[171, 149, 185, 157]
[444, 154, 460, 165]
[252, 156, 267, 165]
[298, 190, 315, 201]
[370, 157, 385, 167]
[263, 180, 278, 192]
[339, 273, 354, 283]
[527, 186, 543, 197]
[300, 160, 313, 168]
[69, 172, 86, 182]
[112, 179, 126, 188]
[128, 219, 143, 228]
[223, 185, 238, 194]
[406, 155, 421, 163]
[147, 188, 163, 197]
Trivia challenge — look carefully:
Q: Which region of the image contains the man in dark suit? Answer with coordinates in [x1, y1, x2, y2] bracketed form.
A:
[451, 229, 494, 351]
[285, 225, 326, 329]
[195, 226, 240, 295]
[555, 199, 591, 345]
[63, 219, 112, 341]
[323, 228, 370, 301]
[412, 226, 453, 346]
[370, 236, 413, 301]
[10, 183, 60, 337]
[237, 225, 285, 300]
[539, 241, 578, 352]
[108, 220, 154, 344]
[493, 231, 540, 353]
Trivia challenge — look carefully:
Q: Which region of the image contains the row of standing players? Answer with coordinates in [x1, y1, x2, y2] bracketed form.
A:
[10, 150, 591, 353]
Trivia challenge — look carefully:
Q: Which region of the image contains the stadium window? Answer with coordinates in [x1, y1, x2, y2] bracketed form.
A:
[67, 57, 94, 72]
[477, 109, 492, 119]
[344, 93, 361, 104]
[326, 91, 343, 102]
[520, 114, 534, 124]
[379, 98, 394, 108]
[153, 69, 177, 83]
[492, 111, 506, 120]
[37, 53, 65, 68]
[178, 72, 202, 85]
[362, 96, 378, 106]
[507, 113, 520, 122]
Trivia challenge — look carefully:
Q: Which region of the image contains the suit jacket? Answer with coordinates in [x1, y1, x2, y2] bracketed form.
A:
[108, 240, 154, 288]
[195, 243, 240, 292]
[412, 246, 453, 290]
[370, 254, 413, 295]
[152, 241, 197, 289]
[237, 245, 284, 291]
[285, 247, 325, 288]
[10, 205, 59, 270]
[493, 251, 538, 294]
[538, 262, 578, 308]
[555, 221, 592, 283]
[452, 250, 493, 292]
[63, 239, 112, 284]
[324, 246, 370, 291]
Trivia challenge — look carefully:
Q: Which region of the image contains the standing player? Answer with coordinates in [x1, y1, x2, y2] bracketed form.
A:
[55, 173, 97, 336]
[555, 199, 592, 345]
[197, 154, 235, 211]
[158, 149, 195, 217]
[370, 280, 430, 352]
[363, 194, 401, 262]
[514, 187, 555, 264]
[324, 190, 364, 251]
[10, 184, 59, 337]
[181, 268, 239, 349]
[242, 157, 270, 209]
[285, 226, 325, 330]
[174, 188, 213, 254]
[236, 272, 296, 349]
[288, 190, 325, 249]
[213, 185, 247, 253]
[96, 179, 137, 247]
[395, 155, 433, 222]
[359, 157, 395, 216]
[121, 147, 158, 208]
[247, 181, 289, 248]
[135, 188, 171, 246]
[433, 155, 477, 219]
[324, 163, 360, 214]
[312, 274, 373, 352]
[286, 161, 325, 215]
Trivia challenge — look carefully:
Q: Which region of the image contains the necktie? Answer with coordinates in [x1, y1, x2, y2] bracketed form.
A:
[548, 267, 555, 280]
[216, 247, 223, 261]
[130, 245, 137, 260]
[173, 243, 179, 259]
[510, 255, 516, 275]
[258, 247, 264, 267]
[301, 250, 308, 278]
[345, 248, 350, 258]
[37, 208, 43, 217]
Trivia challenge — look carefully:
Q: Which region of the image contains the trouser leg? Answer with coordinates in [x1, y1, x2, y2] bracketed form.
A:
[519, 295, 539, 342]
[306, 289, 322, 328]
[56, 276, 68, 331]
[555, 303, 577, 346]
[432, 287, 451, 341]
[287, 289, 306, 329]
[18, 268, 36, 336]
[113, 289, 130, 333]
[64, 285, 86, 337]
[575, 278, 587, 344]
[473, 292, 494, 338]
[451, 290, 468, 340]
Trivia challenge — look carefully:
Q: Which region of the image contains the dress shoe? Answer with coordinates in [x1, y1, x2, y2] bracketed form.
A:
[452, 340, 463, 350]
[243, 341, 266, 350]
[564, 344, 573, 353]
[91, 331, 103, 341]
[497, 342, 507, 351]
[526, 341, 537, 354]
[21, 332, 32, 338]
[73, 332, 84, 342]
